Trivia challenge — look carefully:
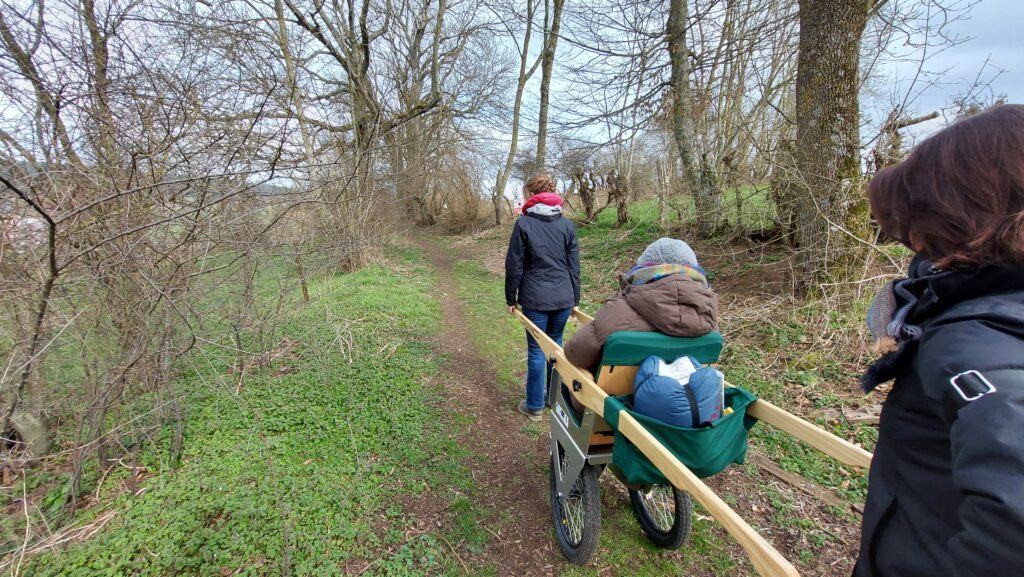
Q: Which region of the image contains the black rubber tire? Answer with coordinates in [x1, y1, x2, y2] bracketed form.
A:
[550, 443, 601, 564]
[629, 485, 692, 549]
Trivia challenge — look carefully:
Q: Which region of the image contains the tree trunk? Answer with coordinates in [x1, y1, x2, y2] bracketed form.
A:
[608, 169, 629, 227]
[274, 0, 316, 161]
[536, 0, 565, 169]
[699, 153, 721, 232]
[794, 0, 870, 283]
[667, 0, 719, 236]
[82, 0, 120, 170]
[296, 252, 309, 303]
[0, 12, 83, 168]
[493, 182, 506, 226]
[493, 0, 542, 225]
[656, 158, 668, 227]
[574, 167, 597, 221]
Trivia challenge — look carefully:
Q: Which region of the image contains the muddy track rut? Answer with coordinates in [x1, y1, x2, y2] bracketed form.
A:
[418, 237, 559, 576]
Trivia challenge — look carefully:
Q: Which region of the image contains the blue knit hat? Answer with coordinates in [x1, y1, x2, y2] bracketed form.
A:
[637, 238, 699, 268]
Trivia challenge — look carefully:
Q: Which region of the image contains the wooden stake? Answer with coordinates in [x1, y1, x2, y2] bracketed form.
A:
[748, 453, 857, 513]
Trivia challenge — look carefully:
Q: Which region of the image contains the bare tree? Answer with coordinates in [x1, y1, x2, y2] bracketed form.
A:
[0, 0, 502, 535]
[791, 0, 981, 282]
[490, 0, 544, 225]
[549, 0, 798, 235]
[536, 0, 565, 168]
[667, 0, 713, 234]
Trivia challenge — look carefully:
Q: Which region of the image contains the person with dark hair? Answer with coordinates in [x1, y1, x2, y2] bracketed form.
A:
[505, 174, 580, 421]
[855, 104, 1024, 577]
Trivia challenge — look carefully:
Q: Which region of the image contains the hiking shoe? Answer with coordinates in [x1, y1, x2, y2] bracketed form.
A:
[518, 401, 543, 422]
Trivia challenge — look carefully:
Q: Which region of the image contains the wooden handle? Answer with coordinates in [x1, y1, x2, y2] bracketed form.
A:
[571, 307, 594, 324]
[618, 412, 800, 577]
[736, 390, 872, 469]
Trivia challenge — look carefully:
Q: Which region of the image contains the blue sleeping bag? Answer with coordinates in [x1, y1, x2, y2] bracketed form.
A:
[633, 355, 724, 428]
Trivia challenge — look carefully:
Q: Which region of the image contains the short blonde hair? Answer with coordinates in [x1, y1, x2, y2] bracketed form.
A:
[523, 174, 556, 196]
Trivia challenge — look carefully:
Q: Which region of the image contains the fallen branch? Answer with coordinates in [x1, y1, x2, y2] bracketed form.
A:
[0, 509, 118, 572]
[749, 453, 862, 514]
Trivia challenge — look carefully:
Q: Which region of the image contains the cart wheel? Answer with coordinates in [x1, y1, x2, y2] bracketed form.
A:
[550, 442, 601, 564]
[629, 485, 692, 549]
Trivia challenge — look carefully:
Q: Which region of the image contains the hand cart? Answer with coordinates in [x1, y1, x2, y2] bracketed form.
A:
[515, 308, 872, 577]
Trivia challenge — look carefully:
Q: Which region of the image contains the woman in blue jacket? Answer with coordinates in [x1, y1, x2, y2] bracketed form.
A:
[856, 104, 1024, 576]
[505, 174, 580, 421]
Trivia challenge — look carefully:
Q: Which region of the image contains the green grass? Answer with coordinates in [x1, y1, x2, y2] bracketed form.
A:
[450, 258, 525, 398]
[570, 187, 772, 308]
[19, 247, 476, 577]
[30, 251, 333, 456]
[578, 185, 775, 243]
[574, 200, 666, 308]
[720, 185, 775, 231]
[720, 302, 875, 503]
[553, 501, 743, 577]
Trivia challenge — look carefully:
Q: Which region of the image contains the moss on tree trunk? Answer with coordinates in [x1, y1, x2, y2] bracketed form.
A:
[794, 0, 871, 284]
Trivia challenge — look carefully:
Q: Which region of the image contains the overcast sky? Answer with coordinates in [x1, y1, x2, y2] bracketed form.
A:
[883, 0, 1023, 138]
[925, 0, 1022, 102]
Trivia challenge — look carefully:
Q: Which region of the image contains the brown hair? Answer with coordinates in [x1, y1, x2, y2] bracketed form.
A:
[869, 104, 1024, 269]
[523, 174, 556, 196]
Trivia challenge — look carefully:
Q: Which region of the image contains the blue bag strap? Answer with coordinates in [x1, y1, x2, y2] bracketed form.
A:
[682, 383, 701, 428]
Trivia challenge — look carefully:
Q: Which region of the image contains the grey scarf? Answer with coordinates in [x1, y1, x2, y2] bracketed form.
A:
[866, 278, 924, 348]
[862, 257, 941, 391]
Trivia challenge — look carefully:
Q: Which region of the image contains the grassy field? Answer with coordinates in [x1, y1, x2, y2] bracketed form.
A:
[12, 247, 477, 577]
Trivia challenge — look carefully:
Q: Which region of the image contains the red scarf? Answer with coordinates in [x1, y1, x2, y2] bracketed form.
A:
[522, 192, 563, 213]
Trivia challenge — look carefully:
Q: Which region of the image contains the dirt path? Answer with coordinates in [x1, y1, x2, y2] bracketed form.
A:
[418, 237, 560, 576]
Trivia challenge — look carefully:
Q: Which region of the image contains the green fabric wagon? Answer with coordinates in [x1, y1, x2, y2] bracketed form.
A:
[595, 331, 759, 484]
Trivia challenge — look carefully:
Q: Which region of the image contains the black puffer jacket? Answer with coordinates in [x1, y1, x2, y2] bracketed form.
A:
[854, 260, 1024, 577]
[504, 212, 580, 311]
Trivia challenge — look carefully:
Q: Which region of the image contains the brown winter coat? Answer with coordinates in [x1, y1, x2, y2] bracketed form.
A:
[564, 274, 719, 372]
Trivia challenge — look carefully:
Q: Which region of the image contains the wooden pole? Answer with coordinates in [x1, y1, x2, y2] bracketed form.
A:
[742, 396, 872, 469]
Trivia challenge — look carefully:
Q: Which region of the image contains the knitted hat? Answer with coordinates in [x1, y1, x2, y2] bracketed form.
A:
[637, 238, 699, 268]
